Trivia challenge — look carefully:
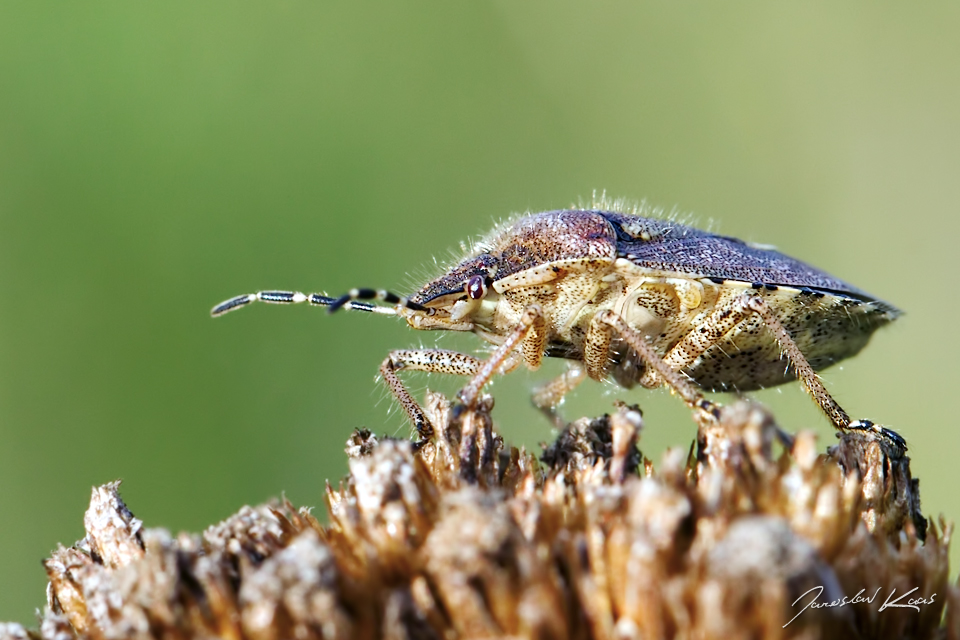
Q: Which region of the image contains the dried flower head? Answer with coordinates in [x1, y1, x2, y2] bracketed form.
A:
[2, 392, 957, 640]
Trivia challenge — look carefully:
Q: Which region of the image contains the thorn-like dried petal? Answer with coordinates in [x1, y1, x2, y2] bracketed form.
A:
[3, 392, 951, 639]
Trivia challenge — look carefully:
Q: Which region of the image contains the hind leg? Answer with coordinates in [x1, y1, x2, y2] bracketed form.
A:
[640, 292, 905, 450]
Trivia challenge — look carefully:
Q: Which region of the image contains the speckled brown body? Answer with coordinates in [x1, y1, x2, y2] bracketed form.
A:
[411, 209, 899, 392]
[212, 204, 904, 446]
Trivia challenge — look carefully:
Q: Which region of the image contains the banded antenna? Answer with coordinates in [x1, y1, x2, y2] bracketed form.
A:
[210, 289, 429, 318]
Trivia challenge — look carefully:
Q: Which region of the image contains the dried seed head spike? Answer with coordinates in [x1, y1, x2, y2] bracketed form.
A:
[210, 290, 394, 317]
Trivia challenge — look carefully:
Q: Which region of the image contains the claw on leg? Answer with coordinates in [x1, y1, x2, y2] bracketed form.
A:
[847, 419, 907, 453]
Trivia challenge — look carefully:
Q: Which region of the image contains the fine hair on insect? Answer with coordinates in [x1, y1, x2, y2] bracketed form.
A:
[213, 200, 906, 458]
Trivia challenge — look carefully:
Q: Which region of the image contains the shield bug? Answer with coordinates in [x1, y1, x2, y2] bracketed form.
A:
[212, 206, 905, 450]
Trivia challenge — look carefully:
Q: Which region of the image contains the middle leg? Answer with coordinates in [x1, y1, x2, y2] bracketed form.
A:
[585, 310, 720, 421]
[531, 363, 587, 429]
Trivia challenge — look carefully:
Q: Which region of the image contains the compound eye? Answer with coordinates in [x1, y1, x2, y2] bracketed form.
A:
[466, 274, 486, 300]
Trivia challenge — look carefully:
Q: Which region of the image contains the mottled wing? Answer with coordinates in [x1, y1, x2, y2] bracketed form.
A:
[599, 211, 892, 306]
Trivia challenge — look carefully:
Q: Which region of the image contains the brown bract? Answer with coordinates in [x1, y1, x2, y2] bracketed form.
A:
[3, 394, 958, 640]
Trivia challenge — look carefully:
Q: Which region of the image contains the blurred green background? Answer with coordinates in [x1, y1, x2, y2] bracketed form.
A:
[2, 2, 958, 623]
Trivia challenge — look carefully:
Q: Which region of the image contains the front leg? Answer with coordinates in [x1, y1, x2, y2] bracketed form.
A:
[383, 305, 546, 453]
[380, 349, 483, 442]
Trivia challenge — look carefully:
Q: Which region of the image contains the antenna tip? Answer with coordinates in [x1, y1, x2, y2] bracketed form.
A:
[211, 294, 255, 317]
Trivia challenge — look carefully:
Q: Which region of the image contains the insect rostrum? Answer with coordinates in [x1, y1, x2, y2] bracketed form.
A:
[213, 207, 904, 450]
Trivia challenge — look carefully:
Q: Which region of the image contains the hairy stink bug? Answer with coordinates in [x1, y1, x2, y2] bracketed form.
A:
[213, 204, 904, 450]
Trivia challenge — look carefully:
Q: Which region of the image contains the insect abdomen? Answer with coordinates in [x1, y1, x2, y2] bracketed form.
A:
[686, 287, 895, 391]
